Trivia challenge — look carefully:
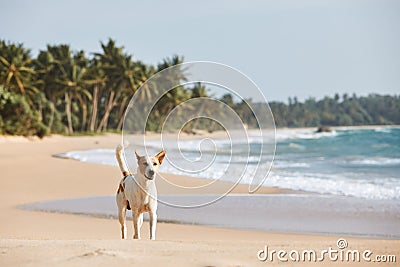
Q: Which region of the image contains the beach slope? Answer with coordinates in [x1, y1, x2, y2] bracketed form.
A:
[0, 134, 399, 266]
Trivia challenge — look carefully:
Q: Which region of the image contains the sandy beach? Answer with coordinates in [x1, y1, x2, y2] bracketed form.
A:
[1, 133, 399, 266]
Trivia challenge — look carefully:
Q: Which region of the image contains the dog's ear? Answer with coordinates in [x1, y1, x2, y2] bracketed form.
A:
[135, 150, 141, 160]
[155, 150, 166, 164]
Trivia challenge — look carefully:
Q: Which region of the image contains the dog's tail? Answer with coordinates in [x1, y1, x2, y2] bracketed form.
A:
[116, 144, 130, 177]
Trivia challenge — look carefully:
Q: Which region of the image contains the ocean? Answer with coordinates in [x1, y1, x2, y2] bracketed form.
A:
[57, 126, 400, 200]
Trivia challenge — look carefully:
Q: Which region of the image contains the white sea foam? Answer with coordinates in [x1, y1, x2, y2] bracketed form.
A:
[347, 157, 400, 166]
[374, 127, 392, 133]
[56, 149, 118, 167]
[273, 161, 310, 168]
[264, 171, 400, 200]
[287, 143, 305, 150]
[275, 128, 338, 142]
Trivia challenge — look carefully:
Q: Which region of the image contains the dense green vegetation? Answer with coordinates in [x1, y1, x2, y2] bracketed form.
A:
[0, 39, 399, 137]
[268, 94, 400, 127]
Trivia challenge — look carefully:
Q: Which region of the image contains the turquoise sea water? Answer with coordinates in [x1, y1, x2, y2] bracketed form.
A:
[270, 127, 400, 199]
[58, 127, 400, 200]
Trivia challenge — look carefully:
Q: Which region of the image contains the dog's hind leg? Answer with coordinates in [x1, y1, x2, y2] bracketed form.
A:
[118, 205, 127, 239]
[116, 192, 128, 239]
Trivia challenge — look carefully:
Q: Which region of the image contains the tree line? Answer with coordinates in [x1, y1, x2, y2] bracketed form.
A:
[0, 39, 399, 137]
[268, 93, 400, 128]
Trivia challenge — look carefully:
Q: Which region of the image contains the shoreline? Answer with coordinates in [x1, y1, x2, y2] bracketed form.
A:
[1, 124, 399, 142]
[18, 193, 400, 239]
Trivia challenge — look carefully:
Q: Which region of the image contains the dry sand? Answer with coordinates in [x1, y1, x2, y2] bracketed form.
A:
[0, 133, 399, 266]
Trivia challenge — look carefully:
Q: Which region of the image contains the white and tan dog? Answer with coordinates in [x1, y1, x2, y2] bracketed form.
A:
[115, 144, 165, 240]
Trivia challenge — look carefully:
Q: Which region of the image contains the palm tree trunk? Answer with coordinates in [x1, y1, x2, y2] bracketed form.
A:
[97, 90, 115, 132]
[80, 98, 87, 132]
[116, 97, 128, 130]
[189, 101, 206, 130]
[75, 94, 88, 132]
[37, 96, 43, 122]
[89, 85, 99, 132]
[48, 102, 55, 132]
[65, 92, 73, 134]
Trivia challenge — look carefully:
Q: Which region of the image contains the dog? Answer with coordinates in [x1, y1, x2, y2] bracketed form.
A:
[115, 144, 166, 240]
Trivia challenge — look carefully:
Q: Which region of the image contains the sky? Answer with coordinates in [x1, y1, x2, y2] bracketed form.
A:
[1, 0, 399, 102]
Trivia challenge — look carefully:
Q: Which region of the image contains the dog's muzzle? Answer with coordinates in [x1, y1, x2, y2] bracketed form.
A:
[145, 172, 155, 180]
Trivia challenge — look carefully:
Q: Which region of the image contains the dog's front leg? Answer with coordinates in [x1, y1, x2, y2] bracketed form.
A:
[138, 213, 143, 233]
[133, 212, 141, 239]
[149, 211, 157, 240]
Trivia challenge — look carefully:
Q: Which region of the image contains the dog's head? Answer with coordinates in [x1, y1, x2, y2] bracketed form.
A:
[135, 150, 166, 180]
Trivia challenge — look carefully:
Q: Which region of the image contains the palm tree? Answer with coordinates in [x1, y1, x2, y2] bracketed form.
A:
[155, 56, 186, 105]
[39, 45, 92, 134]
[85, 58, 106, 132]
[35, 45, 72, 133]
[34, 48, 59, 130]
[141, 55, 188, 132]
[0, 40, 37, 99]
[156, 55, 185, 72]
[56, 62, 92, 132]
[115, 60, 156, 130]
[191, 82, 208, 98]
[94, 39, 147, 132]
